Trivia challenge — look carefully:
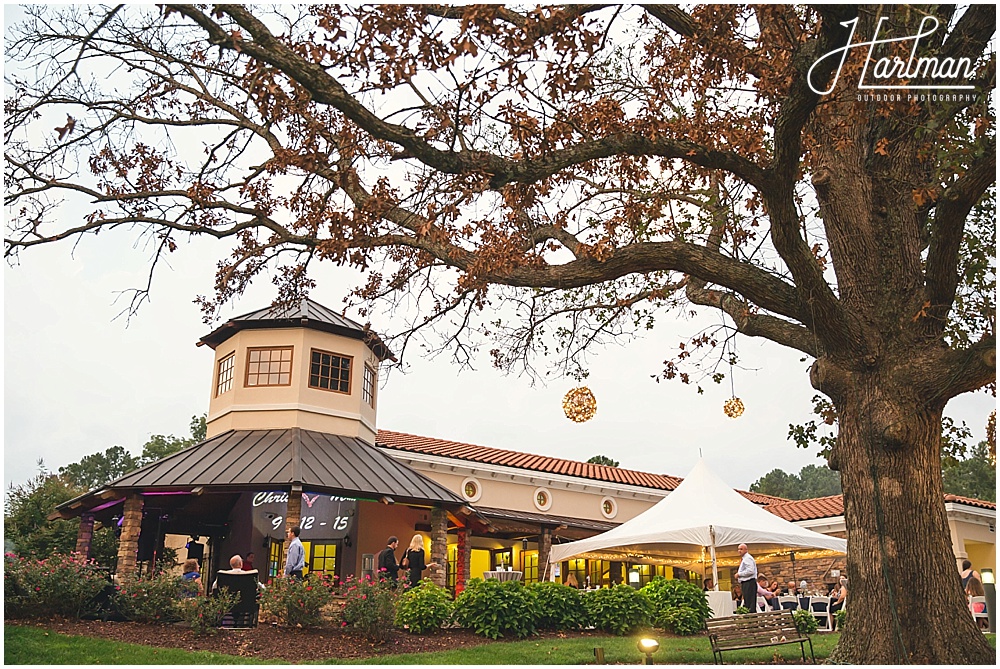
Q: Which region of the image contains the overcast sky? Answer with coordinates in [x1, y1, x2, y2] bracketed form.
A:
[4, 223, 994, 492]
[3, 5, 994, 494]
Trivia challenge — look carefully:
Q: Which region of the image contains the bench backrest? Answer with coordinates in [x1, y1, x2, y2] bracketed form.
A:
[707, 610, 803, 641]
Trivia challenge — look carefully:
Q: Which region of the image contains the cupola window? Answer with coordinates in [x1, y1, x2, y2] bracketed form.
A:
[245, 346, 293, 387]
[216, 352, 235, 396]
[309, 349, 352, 393]
[363, 365, 377, 407]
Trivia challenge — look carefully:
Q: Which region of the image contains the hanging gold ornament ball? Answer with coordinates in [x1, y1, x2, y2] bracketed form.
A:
[563, 386, 597, 423]
[723, 397, 745, 418]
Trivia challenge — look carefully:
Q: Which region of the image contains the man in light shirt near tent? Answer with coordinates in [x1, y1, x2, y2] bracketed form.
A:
[736, 543, 758, 610]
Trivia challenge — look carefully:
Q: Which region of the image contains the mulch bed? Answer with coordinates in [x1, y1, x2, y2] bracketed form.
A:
[9, 618, 615, 663]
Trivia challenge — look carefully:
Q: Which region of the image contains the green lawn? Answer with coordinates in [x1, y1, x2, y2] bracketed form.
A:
[4, 625, 269, 665]
[337, 632, 843, 665]
[6, 624, 845, 665]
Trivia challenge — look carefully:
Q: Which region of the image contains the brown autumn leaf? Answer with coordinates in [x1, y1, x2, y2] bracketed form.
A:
[874, 138, 889, 156]
[54, 115, 75, 140]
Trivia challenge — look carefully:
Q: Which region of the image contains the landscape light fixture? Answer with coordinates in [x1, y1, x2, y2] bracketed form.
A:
[982, 569, 996, 633]
[637, 638, 659, 664]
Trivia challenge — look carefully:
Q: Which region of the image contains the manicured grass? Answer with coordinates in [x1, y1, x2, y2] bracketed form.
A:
[6, 624, 994, 665]
[3, 625, 269, 665]
[337, 632, 843, 665]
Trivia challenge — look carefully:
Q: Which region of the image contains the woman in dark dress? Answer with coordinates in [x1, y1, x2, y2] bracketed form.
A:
[403, 534, 439, 588]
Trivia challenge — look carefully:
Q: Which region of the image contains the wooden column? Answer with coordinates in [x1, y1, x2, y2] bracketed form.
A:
[116, 494, 143, 578]
[539, 527, 553, 581]
[75, 513, 95, 558]
[429, 507, 448, 588]
[455, 526, 471, 594]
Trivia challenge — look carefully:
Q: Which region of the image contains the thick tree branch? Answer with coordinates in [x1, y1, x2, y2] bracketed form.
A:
[640, 5, 696, 37]
[765, 6, 859, 351]
[925, 139, 996, 323]
[169, 5, 769, 192]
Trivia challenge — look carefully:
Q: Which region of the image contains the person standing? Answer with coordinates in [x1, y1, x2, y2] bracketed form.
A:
[284, 526, 305, 580]
[378, 536, 401, 583]
[960, 559, 981, 590]
[243, 552, 255, 572]
[736, 543, 757, 610]
[402, 534, 439, 588]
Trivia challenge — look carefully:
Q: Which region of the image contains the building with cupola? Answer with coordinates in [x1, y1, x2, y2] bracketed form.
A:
[55, 298, 995, 594]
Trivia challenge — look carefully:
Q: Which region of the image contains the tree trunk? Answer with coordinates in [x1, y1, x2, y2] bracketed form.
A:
[822, 369, 993, 663]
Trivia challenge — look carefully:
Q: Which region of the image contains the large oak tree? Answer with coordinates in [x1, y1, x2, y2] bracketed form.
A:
[5, 5, 995, 662]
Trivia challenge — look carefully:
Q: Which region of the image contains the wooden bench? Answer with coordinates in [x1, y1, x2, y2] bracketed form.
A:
[706, 609, 815, 664]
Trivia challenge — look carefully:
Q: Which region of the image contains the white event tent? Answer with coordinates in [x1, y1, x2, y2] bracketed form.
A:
[548, 459, 847, 589]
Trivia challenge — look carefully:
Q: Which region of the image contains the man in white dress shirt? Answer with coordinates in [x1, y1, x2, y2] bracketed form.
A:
[736, 543, 758, 610]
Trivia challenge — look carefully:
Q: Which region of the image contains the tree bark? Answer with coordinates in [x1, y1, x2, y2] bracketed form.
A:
[817, 362, 994, 663]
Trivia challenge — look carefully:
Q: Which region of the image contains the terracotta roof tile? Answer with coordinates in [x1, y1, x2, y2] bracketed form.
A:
[766, 493, 995, 521]
[377, 429, 773, 500]
[943, 494, 996, 510]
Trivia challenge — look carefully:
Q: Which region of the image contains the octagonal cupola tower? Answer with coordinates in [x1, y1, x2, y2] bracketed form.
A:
[198, 299, 395, 444]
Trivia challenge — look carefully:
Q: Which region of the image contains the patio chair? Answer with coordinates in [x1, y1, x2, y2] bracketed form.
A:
[756, 596, 769, 613]
[778, 595, 799, 611]
[969, 596, 988, 629]
[213, 570, 260, 629]
[809, 596, 832, 631]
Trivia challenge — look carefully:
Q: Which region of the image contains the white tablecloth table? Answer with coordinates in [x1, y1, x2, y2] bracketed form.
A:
[707, 590, 735, 618]
[483, 570, 523, 582]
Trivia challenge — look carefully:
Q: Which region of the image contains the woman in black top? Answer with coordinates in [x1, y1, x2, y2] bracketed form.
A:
[403, 534, 439, 588]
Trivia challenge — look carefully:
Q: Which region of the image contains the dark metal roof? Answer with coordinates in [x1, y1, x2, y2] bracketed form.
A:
[56, 428, 465, 516]
[198, 298, 395, 361]
[474, 506, 619, 533]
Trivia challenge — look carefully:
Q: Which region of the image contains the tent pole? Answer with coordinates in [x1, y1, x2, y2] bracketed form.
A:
[709, 525, 719, 591]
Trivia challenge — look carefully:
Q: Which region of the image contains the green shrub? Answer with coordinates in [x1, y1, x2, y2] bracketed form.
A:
[177, 590, 239, 635]
[261, 575, 334, 629]
[114, 572, 185, 623]
[793, 608, 819, 634]
[735, 606, 750, 614]
[394, 579, 454, 634]
[583, 585, 652, 636]
[658, 605, 706, 635]
[453, 578, 537, 639]
[337, 574, 399, 642]
[5, 552, 110, 619]
[526, 581, 587, 631]
[834, 609, 846, 631]
[639, 578, 711, 635]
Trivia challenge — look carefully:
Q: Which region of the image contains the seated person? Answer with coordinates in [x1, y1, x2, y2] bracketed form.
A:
[785, 580, 798, 597]
[211, 555, 265, 593]
[180, 558, 203, 597]
[703, 578, 714, 591]
[564, 573, 580, 589]
[756, 574, 779, 610]
[830, 577, 847, 629]
[966, 574, 987, 627]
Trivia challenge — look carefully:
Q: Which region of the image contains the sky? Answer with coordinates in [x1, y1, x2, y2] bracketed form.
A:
[2, 4, 995, 494]
[4, 222, 994, 493]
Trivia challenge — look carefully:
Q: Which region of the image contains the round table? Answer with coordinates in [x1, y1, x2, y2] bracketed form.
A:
[484, 570, 523, 582]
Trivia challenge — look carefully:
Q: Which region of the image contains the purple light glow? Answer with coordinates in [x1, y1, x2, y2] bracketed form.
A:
[90, 498, 125, 513]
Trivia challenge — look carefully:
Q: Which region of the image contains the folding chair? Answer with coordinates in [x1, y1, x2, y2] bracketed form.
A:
[778, 595, 799, 611]
[809, 596, 832, 631]
[214, 571, 260, 629]
[969, 596, 988, 630]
